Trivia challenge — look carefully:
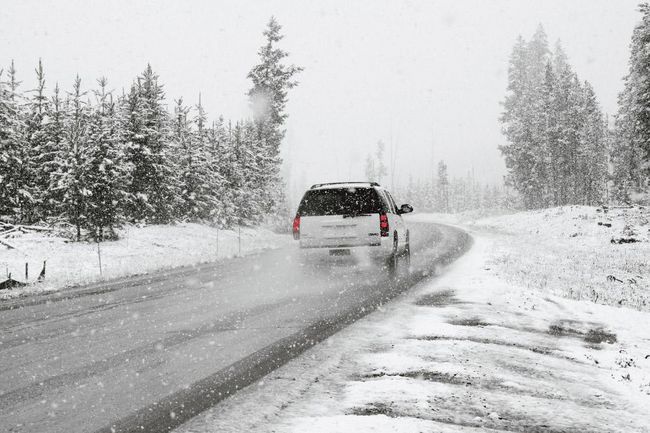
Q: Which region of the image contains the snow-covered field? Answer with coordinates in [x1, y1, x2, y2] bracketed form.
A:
[471, 206, 650, 311]
[175, 208, 650, 433]
[0, 223, 292, 299]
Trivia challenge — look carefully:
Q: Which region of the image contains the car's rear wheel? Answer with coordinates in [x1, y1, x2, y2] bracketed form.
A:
[386, 231, 411, 281]
[386, 233, 399, 276]
[403, 230, 411, 273]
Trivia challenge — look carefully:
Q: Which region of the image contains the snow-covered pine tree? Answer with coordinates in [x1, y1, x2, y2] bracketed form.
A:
[228, 121, 252, 226]
[374, 141, 388, 184]
[518, 28, 551, 206]
[550, 46, 576, 206]
[364, 141, 388, 184]
[55, 76, 90, 240]
[83, 78, 131, 240]
[612, 81, 644, 202]
[123, 65, 179, 223]
[0, 68, 20, 219]
[1, 61, 33, 222]
[207, 117, 231, 227]
[498, 36, 530, 207]
[243, 119, 268, 224]
[612, 3, 650, 202]
[524, 27, 551, 208]
[43, 83, 67, 219]
[171, 98, 193, 218]
[577, 81, 608, 205]
[247, 17, 302, 223]
[437, 160, 450, 213]
[26, 59, 53, 221]
[527, 26, 551, 87]
[540, 61, 559, 206]
[173, 96, 220, 222]
[426, 173, 438, 211]
[479, 185, 488, 209]
[567, 76, 586, 205]
[364, 155, 376, 183]
[500, 31, 550, 209]
[492, 184, 504, 209]
[468, 169, 481, 210]
[193, 97, 225, 222]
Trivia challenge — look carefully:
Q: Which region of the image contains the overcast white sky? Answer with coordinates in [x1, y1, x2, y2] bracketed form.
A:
[1, 0, 641, 201]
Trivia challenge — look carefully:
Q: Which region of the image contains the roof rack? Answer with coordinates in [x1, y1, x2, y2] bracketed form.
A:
[310, 181, 380, 189]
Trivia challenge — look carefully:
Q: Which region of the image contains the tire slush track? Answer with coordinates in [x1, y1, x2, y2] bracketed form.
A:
[1, 293, 173, 350]
[0, 264, 246, 331]
[96, 226, 473, 433]
[0, 298, 290, 411]
[2, 270, 241, 350]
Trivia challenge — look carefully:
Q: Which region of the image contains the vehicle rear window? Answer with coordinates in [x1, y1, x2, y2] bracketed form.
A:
[297, 188, 386, 216]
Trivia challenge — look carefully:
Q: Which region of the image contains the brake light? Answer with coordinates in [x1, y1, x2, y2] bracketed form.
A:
[379, 213, 389, 237]
[292, 215, 300, 240]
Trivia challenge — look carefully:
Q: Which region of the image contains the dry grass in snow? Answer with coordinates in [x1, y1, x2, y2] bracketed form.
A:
[470, 205, 650, 311]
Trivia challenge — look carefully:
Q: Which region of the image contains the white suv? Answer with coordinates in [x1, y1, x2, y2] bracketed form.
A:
[292, 182, 413, 270]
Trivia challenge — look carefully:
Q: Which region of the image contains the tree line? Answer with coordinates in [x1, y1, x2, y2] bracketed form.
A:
[500, 25, 609, 210]
[612, 3, 650, 203]
[502, 9, 650, 210]
[397, 160, 511, 214]
[362, 143, 509, 214]
[0, 17, 301, 240]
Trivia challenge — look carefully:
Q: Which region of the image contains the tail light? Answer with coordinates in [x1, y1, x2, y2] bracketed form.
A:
[292, 215, 300, 240]
[379, 213, 389, 237]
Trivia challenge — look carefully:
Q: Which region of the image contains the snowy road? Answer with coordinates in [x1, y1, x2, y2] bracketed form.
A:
[0, 222, 470, 433]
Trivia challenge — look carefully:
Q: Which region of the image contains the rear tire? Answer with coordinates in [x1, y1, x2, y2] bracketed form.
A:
[386, 233, 399, 276]
[403, 231, 411, 274]
[386, 232, 411, 281]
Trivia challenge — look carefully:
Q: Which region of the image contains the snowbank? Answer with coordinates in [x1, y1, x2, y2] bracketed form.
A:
[0, 223, 292, 299]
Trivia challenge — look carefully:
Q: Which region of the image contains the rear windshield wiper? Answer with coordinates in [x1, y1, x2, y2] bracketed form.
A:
[342, 213, 372, 218]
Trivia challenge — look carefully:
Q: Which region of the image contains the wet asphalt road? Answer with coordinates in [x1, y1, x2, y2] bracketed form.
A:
[0, 222, 470, 433]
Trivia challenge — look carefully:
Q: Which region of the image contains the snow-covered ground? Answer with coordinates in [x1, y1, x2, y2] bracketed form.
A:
[0, 223, 292, 299]
[409, 206, 650, 310]
[175, 208, 650, 433]
[471, 205, 650, 311]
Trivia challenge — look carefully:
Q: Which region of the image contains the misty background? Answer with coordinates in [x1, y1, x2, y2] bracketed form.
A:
[0, 0, 639, 204]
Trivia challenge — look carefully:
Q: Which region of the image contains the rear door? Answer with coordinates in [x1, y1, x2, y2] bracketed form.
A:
[297, 187, 385, 248]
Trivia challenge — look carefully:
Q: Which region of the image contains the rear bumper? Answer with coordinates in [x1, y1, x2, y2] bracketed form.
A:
[297, 237, 392, 258]
[299, 240, 381, 249]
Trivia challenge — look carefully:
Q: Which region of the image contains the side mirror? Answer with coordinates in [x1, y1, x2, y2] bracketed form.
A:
[398, 204, 413, 214]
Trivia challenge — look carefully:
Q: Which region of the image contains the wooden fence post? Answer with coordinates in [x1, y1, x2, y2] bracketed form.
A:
[238, 225, 241, 257]
[38, 260, 46, 281]
[97, 241, 103, 277]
